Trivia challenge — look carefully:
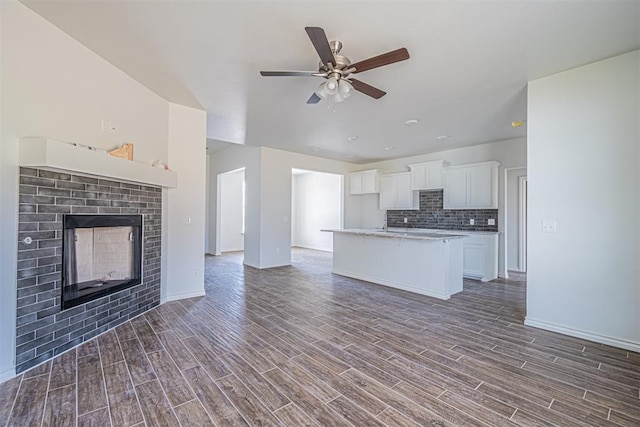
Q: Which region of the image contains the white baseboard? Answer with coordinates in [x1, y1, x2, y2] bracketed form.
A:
[291, 244, 333, 253]
[162, 289, 206, 304]
[243, 261, 291, 269]
[221, 247, 244, 253]
[332, 268, 451, 301]
[0, 365, 16, 384]
[525, 317, 640, 353]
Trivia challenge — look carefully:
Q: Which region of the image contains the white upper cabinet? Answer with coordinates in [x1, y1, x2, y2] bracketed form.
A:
[442, 168, 468, 208]
[443, 161, 499, 209]
[349, 170, 379, 195]
[379, 172, 419, 210]
[408, 160, 450, 190]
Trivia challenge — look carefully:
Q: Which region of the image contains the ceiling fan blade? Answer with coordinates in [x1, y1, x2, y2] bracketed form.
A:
[260, 71, 320, 77]
[350, 48, 410, 73]
[307, 93, 322, 104]
[349, 78, 386, 99]
[305, 27, 336, 68]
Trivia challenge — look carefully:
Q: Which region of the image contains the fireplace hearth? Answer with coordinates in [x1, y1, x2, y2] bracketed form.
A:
[62, 215, 143, 309]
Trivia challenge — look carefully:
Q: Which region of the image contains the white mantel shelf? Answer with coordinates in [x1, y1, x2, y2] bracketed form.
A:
[19, 138, 177, 188]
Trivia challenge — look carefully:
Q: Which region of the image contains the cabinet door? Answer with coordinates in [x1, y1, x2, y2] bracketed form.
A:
[443, 168, 468, 209]
[410, 162, 444, 190]
[467, 165, 495, 208]
[361, 173, 377, 194]
[463, 243, 485, 278]
[426, 164, 444, 189]
[349, 174, 363, 195]
[394, 173, 412, 208]
[379, 176, 395, 209]
[410, 167, 427, 190]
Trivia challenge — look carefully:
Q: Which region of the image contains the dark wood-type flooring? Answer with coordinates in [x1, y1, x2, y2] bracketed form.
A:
[1, 248, 639, 426]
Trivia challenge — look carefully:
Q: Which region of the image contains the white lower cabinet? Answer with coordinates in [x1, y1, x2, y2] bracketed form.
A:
[462, 234, 498, 282]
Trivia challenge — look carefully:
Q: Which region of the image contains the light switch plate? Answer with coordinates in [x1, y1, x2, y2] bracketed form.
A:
[542, 221, 557, 233]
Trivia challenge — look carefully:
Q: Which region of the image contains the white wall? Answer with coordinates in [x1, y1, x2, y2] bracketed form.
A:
[164, 103, 207, 302]
[207, 144, 261, 262]
[292, 172, 342, 252]
[506, 168, 526, 271]
[220, 169, 245, 252]
[208, 145, 356, 268]
[0, 2, 206, 380]
[526, 50, 639, 351]
[361, 138, 527, 277]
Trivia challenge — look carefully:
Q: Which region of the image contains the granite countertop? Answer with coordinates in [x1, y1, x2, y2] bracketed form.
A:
[322, 229, 468, 241]
[386, 227, 500, 236]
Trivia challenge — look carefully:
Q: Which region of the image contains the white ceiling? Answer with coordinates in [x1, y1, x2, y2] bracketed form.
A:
[23, 1, 640, 163]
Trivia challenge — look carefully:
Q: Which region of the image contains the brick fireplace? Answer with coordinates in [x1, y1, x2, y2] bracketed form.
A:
[16, 167, 162, 373]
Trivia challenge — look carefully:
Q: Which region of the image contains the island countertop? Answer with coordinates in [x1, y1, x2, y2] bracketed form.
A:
[322, 228, 468, 241]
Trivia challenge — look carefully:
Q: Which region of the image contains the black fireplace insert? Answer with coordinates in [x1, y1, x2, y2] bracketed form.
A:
[62, 214, 143, 309]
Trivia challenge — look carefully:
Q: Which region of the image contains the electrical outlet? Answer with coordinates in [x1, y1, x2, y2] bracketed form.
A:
[469, 219, 475, 225]
[542, 221, 557, 233]
[403, 217, 408, 224]
[488, 219, 495, 226]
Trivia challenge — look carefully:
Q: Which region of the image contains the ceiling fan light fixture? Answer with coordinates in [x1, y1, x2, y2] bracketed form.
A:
[315, 82, 328, 99]
[325, 77, 339, 95]
[339, 80, 354, 98]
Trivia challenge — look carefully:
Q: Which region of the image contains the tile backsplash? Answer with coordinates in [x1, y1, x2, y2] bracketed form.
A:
[386, 190, 498, 231]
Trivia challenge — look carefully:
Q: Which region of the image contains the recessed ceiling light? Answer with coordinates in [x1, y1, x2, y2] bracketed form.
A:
[436, 135, 449, 141]
[346, 154, 355, 158]
[384, 146, 396, 151]
[311, 147, 320, 152]
[404, 119, 420, 126]
[346, 136, 359, 142]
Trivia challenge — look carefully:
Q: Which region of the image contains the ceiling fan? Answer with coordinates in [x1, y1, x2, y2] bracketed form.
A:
[260, 27, 410, 104]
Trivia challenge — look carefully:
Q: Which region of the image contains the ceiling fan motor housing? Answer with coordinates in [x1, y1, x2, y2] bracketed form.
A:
[318, 40, 352, 79]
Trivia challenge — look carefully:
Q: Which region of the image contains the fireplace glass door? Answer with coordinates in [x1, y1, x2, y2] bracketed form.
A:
[62, 215, 142, 309]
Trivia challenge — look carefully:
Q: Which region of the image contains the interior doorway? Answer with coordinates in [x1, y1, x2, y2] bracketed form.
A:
[291, 169, 343, 252]
[215, 168, 245, 255]
[505, 167, 527, 274]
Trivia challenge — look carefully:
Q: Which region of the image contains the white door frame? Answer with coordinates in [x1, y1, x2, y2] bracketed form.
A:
[215, 167, 245, 256]
[519, 176, 528, 272]
[503, 167, 527, 277]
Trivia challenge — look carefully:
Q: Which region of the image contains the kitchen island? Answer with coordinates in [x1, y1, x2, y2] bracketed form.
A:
[323, 229, 467, 300]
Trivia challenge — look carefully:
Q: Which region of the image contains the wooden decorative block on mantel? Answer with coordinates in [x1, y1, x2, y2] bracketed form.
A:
[108, 143, 134, 160]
